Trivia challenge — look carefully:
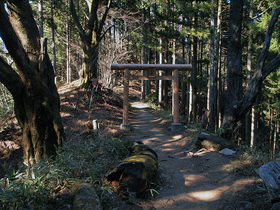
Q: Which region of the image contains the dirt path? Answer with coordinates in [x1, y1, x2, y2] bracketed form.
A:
[57, 82, 266, 209]
[126, 101, 263, 210]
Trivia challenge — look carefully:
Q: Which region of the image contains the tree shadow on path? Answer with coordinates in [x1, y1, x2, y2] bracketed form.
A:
[126, 101, 267, 210]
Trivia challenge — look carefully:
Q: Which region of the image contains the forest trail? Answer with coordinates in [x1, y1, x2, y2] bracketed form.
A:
[57, 82, 266, 209]
[126, 101, 262, 210]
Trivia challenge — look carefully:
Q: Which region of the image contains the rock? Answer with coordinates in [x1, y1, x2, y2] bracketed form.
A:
[256, 161, 280, 202]
[72, 183, 102, 210]
[196, 132, 239, 151]
[200, 132, 210, 136]
[219, 148, 236, 155]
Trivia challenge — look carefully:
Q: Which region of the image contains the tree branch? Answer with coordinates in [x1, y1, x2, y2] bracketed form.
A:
[7, 0, 41, 68]
[255, 6, 280, 73]
[98, 25, 113, 43]
[70, 0, 85, 40]
[0, 56, 23, 97]
[262, 54, 280, 79]
[0, 56, 26, 128]
[233, 6, 280, 123]
[87, 0, 99, 34]
[97, 0, 111, 38]
[0, 2, 35, 85]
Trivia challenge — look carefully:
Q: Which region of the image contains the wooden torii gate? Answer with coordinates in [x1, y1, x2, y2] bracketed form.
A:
[111, 64, 192, 132]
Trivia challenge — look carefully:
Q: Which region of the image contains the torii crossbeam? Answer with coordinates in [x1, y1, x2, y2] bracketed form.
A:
[111, 64, 192, 132]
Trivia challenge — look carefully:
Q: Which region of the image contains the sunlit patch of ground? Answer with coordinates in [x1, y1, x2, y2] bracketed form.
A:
[185, 186, 230, 202]
[59, 80, 125, 140]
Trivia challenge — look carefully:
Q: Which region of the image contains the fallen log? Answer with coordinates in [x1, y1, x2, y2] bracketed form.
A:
[106, 144, 158, 197]
[195, 132, 239, 151]
[133, 144, 158, 159]
[256, 161, 280, 203]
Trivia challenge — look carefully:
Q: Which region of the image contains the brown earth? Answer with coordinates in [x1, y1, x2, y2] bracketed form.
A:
[124, 101, 270, 209]
[0, 81, 271, 209]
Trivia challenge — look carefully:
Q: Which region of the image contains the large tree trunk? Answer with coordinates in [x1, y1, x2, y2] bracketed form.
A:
[66, 16, 71, 84]
[191, 36, 198, 122]
[221, 0, 243, 138]
[141, 8, 148, 99]
[191, 3, 198, 122]
[208, 0, 216, 132]
[245, 0, 254, 145]
[216, 0, 222, 128]
[51, 0, 57, 84]
[158, 38, 163, 104]
[221, 5, 280, 139]
[38, 0, 43, 37]
[181, 34, 187, 117]
[0, 1, 64, 163]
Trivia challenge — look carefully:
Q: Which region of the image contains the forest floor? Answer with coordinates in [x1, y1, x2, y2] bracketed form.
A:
[124, 101, 268, 209]
[0, 80, 272, 209]
[102, 83, 271, 209]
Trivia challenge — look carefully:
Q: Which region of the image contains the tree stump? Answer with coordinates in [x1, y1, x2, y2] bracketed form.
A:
[106, 144, 158, 197]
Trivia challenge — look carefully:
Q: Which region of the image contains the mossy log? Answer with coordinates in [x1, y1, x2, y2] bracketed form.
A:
[196, 132, 239, 151]
[106, 144, 158, 197]
[133, 144, 158, 159]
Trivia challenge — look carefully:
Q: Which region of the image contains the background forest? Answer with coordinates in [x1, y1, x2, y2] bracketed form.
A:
[1, 1, 280, 159]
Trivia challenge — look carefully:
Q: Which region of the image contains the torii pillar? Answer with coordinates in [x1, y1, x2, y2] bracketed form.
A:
[111, 64, 192, 132]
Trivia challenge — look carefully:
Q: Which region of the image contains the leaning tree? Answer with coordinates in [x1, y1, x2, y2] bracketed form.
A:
[222, 2, 280, 138]
[0, 0, 65, 163]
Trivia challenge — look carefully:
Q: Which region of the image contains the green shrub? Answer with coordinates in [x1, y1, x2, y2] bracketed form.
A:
[226, 147, 270, 176]
[0, 163, 52, 209]
[0, 133, 131, 209]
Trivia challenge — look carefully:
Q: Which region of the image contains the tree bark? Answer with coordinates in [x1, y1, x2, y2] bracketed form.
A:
[245, 0, 253, 145]
[208, 0, 215, 132]
[222, 0, 243, 137]
[222, 5, 280, 138]
[51, 0, 56, 84]
[141, 8, 148, 99]
[158, 38, 163, 104]
[0, 1, 65, 163]
[216, 0, 222, 128]
[181, 34, 187, 117]
[38, 0, 44, 37]
[191, 3, 198, 122]
[66, 13, 71, 84]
